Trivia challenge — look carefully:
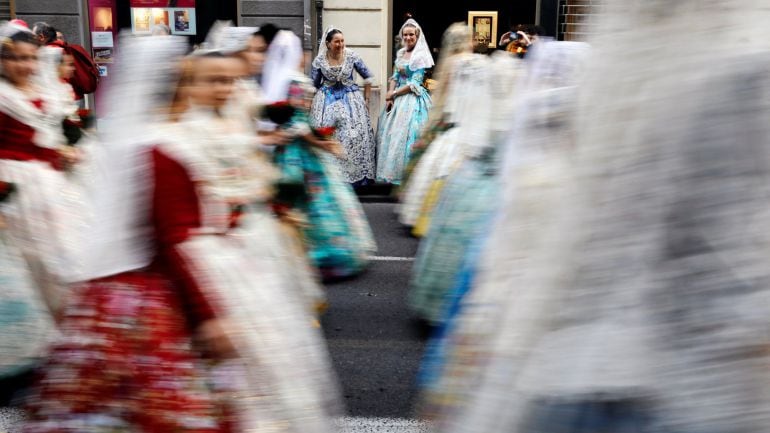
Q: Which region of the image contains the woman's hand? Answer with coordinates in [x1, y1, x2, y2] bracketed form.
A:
[318, 139, 345, 159]
[386, 100, 394, 112]
[58, 146, 83, 169]
[260, 129, 292, 146]
[197, 318, 237, 359]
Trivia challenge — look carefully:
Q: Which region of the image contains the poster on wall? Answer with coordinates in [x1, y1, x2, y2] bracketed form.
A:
[87, 0, 118, 115]
[130, 0, 196, 35]
[131, 8, 173, 33]
[88, 0, 117, 60]
[169, 8, 196, 35]
[468, 11, 498, 48]
[129, 0, 195, 6]
[93, 47, 114, 63]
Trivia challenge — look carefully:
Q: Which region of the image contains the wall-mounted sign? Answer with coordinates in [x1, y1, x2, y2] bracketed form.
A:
[129, 0, 195, 7]
[91, 31, 114, 48]
[468, 11, 498, 49]
[130, 0, 196, 35]
[93, 47, 114, 63]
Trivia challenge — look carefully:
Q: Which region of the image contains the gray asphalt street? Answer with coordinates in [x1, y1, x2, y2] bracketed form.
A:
[322, 196, 428, 419]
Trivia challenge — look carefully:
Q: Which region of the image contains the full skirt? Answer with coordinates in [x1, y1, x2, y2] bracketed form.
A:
[408, 159, 499, 324]
[376, 92, 431, 184]
[23, 272, 225, 433]
[311, 90, 376, 184]
[175, 209, 343, 433]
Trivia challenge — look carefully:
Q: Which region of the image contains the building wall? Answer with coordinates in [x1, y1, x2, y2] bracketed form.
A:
[14, 0, 87, 45]
[558, 0, 601, 41]
[1, 0, 13, 21]
[240, 0, 308, 47]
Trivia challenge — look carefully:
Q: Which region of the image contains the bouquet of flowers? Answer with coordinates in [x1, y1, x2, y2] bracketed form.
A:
[312, 125, 336, 140]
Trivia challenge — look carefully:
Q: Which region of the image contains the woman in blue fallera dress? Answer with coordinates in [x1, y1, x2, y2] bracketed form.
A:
[311, 27, 377, 186]
[376, 19, 434, 185]
[275, 75, 376, 281]
[260, 32, 376, 280]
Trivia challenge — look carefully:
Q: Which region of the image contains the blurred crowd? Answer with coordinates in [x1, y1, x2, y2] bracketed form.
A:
[4, 0, 770, 431]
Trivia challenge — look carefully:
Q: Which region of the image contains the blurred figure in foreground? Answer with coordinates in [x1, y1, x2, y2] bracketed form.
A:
[429, 1, 770, 432]
[0, 22, 84, 409]
[154, 46, 342, 432]
[274, 59, 377, 282]
[406, 24, 526, 327]
[22, 35, 228, 433]
[418, 39, 589, 419]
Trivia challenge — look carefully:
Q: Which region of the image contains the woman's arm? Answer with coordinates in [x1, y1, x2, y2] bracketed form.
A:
[152, 148, 234, 357]
[302, 132, 344, 158]
[387, 68, 426, 100]
[353, 53, 375, 105]
[311, 64, 323, 89]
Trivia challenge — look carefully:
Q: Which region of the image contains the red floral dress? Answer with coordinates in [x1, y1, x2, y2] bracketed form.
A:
[22, 148, 230, 433]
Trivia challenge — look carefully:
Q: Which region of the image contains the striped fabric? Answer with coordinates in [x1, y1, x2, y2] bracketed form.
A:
[0, 0, 12, 22]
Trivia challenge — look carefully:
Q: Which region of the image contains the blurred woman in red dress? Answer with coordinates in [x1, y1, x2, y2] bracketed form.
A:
[22, 35, 230, 433]
[0, 22, 85, 411]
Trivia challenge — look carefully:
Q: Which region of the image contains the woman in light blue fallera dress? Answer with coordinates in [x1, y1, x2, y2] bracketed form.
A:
[376, 19, 434, 185]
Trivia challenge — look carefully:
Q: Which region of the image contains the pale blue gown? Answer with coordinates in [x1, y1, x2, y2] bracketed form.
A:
[376, 53, 432, 184]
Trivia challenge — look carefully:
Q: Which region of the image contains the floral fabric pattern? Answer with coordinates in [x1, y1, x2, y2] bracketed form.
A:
[311, 50, 377, 184]
[23, 273, 224, 433]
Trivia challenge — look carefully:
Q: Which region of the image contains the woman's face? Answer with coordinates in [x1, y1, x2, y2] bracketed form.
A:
[240, 35, 267, 76]
[58, 53, 75, 81]
[1, 41, 39, 87]
[189, 56, 240, 110]
[327, 33, 345, 55]
[402, 26, 418, 51]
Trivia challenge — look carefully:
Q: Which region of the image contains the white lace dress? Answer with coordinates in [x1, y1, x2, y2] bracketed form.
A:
[311, 49, 377, 184]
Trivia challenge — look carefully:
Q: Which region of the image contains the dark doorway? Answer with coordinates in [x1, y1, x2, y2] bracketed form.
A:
[391, 0, 537, 61]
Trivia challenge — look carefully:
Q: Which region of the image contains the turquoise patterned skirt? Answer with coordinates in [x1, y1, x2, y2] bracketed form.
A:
[274, 142, 375, 280]
[408, 158, 499, 324]
[376, 92, 431, 185]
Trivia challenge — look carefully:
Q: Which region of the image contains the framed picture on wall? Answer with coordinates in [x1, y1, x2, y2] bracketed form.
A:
[468, 11, 498, 48]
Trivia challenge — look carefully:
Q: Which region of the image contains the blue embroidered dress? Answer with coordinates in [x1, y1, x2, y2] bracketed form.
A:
[311, 49, 377, 184]
[376, 52, 432, 184]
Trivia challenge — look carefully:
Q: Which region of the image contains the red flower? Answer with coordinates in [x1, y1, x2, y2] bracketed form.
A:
[313, 126, 336, 139]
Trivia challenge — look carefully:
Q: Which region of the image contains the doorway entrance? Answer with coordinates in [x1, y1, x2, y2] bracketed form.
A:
[391, 0, 537, 61]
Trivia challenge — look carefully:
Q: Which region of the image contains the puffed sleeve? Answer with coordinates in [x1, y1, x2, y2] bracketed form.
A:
[408, 67, 427, 94]
[311, 58, 323, 89]
[352, 51, 374, 85]
[151, 147, 220, 326]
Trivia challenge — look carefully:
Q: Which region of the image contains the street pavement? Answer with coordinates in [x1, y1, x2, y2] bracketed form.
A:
[323, 192, 431, 431]
[323, 196, 426, 417]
